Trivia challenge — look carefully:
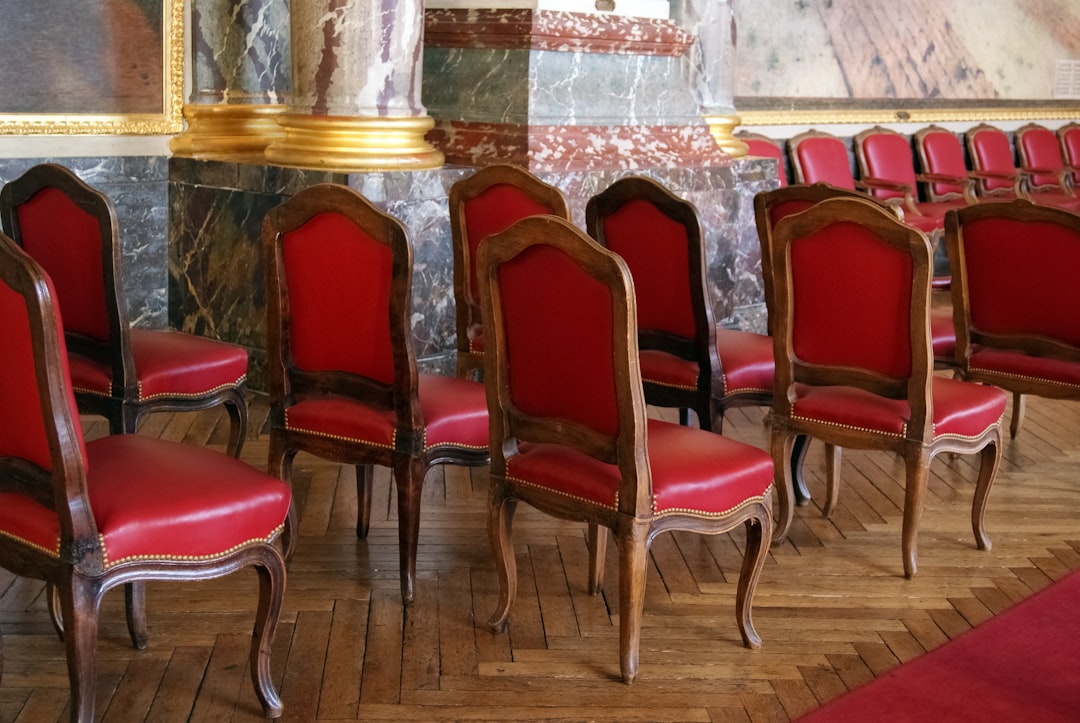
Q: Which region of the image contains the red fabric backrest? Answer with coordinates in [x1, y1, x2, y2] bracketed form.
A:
[962, 216, 1080, 346]
[768, 198, 816, 229]
[463, 184, 555, 305]
[970, 129, 1016, 191]
[745, 139, 787, 186]
[790, 221, 912, 379]
[1018, 127, 1064, 187]
[282, 211, 395, 383]
[599, 199, 695, 339]
[920, 130, 969, 197]
[0, 269, 86, 471]
[498, 244, 620, 436]
[795, 136, 855, 188]
[16, 187, 110, 341]
[861, 133, 917, 200]
[1061, 127, 1080, 183]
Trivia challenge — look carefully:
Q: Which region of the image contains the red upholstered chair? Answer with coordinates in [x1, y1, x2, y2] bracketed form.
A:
[477, 213, 773, 683]
[737, 131, 788, 186]
[586, 176, 773, 434]
[768, 196, 1005, 577]
[1014, 122, 1080, 212]
[448, 164, 570, 379]
[945, 199, 1080, 439]
[263, 183, 489, 605]
[0, 165, 249, 458]
[0, 232, 289, 722]
[964, 123, 1034, 202]
[788, 129, 940, 238]
[1056, 121, 1080, 186]
[913, 125, 979, 205]
[0, 163, 251, 649]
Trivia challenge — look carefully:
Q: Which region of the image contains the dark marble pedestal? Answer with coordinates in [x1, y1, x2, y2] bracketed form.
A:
[168, 156, 777, 391]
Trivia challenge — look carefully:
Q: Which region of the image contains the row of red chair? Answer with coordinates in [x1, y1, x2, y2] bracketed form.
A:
[740, 122, 1080, 223]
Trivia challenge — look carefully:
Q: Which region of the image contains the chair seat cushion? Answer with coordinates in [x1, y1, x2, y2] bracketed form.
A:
[67, 329, 248, 400]
[285, 374, 488, 451]
[970, 347, 1080, 390]
[0, 436, 290, 567]
[792, 377, 1006, 439]
[715, 328, 774, 397]
[506, 419, 773, 516]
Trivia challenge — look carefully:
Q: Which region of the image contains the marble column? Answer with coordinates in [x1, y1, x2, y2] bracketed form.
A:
[170, 0, 291, 158]
[672, 0, 747, 158]
[264, 0, 443, 170]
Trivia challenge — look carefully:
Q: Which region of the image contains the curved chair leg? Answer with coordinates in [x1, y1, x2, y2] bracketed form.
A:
[124, 582, 148, 650]
[60, 575, 101, 723]
[822, 443, 842, 517]
[394, 456, 427, 605]
[617, 520, 649, 684]
[971, 439, 1002, 551]
[901, 448, 931, 579]
[770, 430, 796, 544]
[1010, 392, 1025, 438]
[735, 498, 773, 650]
[790, 434, 812, 506]
[487, 484, 518, 632]
[249, 545, 286, 719]
[222, 389, 249, 458]
[268, 436, 299, 563]
[587, 523, 607, 594]
[355, 465, 374, 540]
[47, 583, 64, 641]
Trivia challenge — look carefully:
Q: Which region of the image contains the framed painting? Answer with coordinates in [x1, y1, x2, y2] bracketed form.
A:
[733, 0, 1080, 125]
[0, 0, 184, 135]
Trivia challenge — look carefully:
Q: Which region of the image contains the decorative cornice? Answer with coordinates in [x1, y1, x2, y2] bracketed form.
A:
[424, 9, 693, 56]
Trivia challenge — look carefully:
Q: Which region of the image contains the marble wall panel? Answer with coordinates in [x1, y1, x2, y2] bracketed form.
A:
[0, 156, 169, 328]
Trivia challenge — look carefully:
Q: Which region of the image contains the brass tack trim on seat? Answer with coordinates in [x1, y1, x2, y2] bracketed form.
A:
[508, 476, 619, 511]
[72, 385, 111, 398]
[722, 385, 772, 396]
[791, 414, 907, 438]
[137, 376, 247, 402]
[286, 416, 485, 453]
[0, 530, 61, 558]
[643, 377, 699, 392]
[100, 523, 285, 569]
[970, 367, 1080, 391]
[653, 489, 771, 518]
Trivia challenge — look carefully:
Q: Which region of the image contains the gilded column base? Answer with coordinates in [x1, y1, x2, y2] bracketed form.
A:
[263, 114, 445, 171]
[170, 104, 287, 158]
[704, 113, 749, 158]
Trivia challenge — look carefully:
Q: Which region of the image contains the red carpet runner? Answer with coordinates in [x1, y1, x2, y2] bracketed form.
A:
[798, 569, 1080, 722]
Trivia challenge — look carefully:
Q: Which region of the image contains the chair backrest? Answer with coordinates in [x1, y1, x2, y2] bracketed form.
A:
[738, 132, 787, 186]
[262, 184, 422, 428]
[854, 125, 918, 201]
[478, 214, 651, 516]
[966, 123, 1019, 193]
[448, 165, 571, 343]
[0, 164, 130, 382]
[788, 130, 856, 189]
[1015, 123, 1067, 190]
[1057, 122, 1080, 185]
[770, 197, 934, 437]
[945, 200, 1080, 362]
[585, 176, 717, 375]
[0, 232, 98, 567]
[753, 182, 872, 334]
[914, 125, 971, 201]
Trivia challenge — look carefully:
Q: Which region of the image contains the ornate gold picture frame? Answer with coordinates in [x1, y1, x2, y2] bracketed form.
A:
[0, 0, 184, 135]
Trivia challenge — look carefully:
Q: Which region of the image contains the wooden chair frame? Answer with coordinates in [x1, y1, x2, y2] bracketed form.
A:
[448, 164, 570, 380]
[912, 125, 979, 205]
[478, 214, 773, 683]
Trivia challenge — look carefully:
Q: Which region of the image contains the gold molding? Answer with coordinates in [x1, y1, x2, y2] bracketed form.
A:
[0, 0, 184, 136]
[704, 114, 749, 158]
[170, 104, 287, 157]
[739, 105, 1080, 127]
[264, 114, 445, 171]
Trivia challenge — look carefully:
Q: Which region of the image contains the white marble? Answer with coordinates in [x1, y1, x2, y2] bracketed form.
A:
[424, 0, 671, 18]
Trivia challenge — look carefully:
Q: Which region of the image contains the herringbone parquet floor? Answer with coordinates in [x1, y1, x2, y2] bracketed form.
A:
[1, 391, 1077, 722]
